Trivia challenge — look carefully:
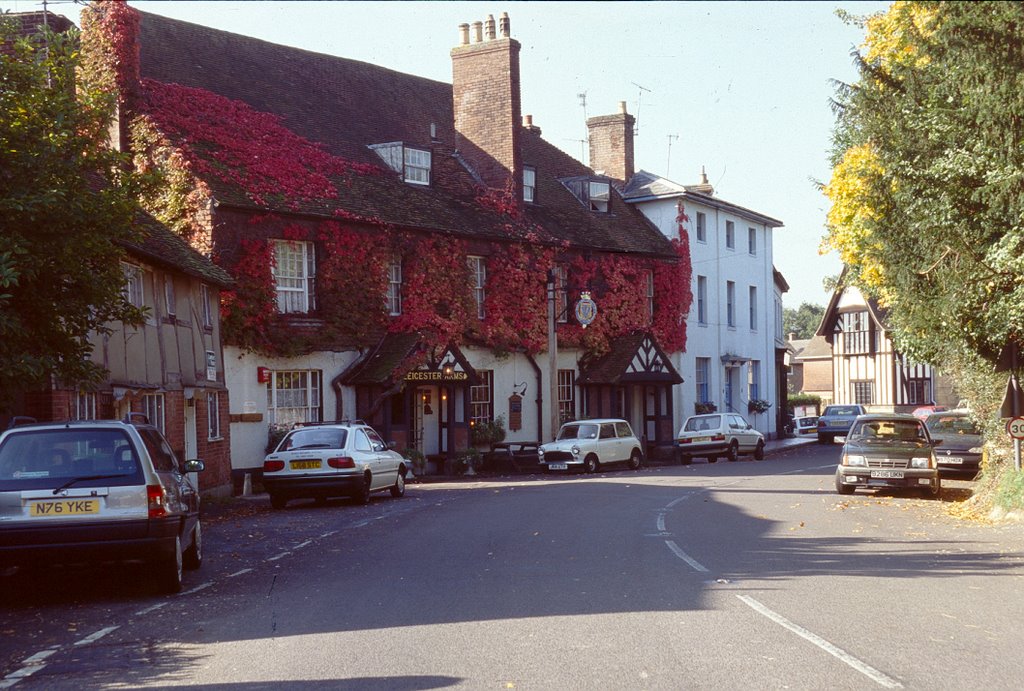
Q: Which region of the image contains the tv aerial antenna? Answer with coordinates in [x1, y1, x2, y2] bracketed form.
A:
[666, 134, 679, 176]
[631, 82, 652, 136]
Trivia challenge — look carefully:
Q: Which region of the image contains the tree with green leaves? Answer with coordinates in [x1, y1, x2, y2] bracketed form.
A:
[825, 1, 1024, 407]
[783, 303, 825, 340]
[0, 17, 143, 410]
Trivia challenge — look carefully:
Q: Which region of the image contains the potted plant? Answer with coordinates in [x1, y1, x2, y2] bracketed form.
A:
[402, 448, 427, 477]
[695, 401, 717, 415]
[748, 399, 772, 415]
[470, 415, 506, 449]
[446, 448, 482, 475]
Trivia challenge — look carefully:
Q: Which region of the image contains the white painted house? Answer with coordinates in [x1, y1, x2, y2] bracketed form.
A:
[622, 171, 785, 438]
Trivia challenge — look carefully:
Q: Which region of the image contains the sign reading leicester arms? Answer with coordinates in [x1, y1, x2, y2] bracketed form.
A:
[404, 370, 469, 382]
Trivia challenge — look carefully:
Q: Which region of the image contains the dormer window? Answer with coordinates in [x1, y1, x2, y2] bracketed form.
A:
[588, 181, 610, 212]
[523, 166, 536, 202]
[403, 147, 431, 185]
[560, 176, 612, 213]
[369, 142, 431, 186]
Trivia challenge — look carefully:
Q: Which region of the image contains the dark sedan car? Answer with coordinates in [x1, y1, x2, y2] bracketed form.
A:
[925, 410, 984, 479]
[834, 413, 941, 498]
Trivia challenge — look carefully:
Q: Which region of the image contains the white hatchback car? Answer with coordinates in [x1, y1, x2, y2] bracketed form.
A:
[676, 413, 765, 464]
[538, 419, 644, 473]
[262, 421, 408, 509]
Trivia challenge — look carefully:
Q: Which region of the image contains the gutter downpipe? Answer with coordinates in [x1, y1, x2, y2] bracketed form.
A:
[526, 353, 544, 443]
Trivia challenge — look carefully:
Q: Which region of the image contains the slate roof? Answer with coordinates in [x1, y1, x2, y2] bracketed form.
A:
[133, 11, 675, 258]
[121, 211, 233, 288]
[622, 170, 784, 228]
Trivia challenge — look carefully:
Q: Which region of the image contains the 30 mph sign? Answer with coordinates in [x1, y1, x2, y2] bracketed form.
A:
[1007, 416, 1024, 440]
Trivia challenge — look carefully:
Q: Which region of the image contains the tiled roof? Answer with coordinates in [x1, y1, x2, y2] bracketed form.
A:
[578, 331, 682, 385]
[121, 211, 233, 287]
[134, 11, 675, 258]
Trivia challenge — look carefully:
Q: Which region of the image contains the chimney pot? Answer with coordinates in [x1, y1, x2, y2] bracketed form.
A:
[523, 114, 533, 127]
[472, 21, 483, 43]
[458, 23, 470, 45]
[499, 12, 511, 37]
[485, 14, 496, 40]
[618, 100, 627, 114]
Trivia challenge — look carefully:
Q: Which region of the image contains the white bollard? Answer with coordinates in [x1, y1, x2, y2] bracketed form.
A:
[242, 472, 253, 497]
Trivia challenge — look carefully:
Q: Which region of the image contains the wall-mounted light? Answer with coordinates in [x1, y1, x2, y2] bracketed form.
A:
[442, 359, 454, 377]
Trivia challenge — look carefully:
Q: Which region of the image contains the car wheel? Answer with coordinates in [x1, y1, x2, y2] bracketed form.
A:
[183, 519, 202, 570]
[313, 496, 328, 507]
[922, 478, 942, 499]
[835, 469, 854, 495]
[584, 455, 599, 474]
[753, 440, 765, 461]
[627, 449, 642, 470]
[390, 469, 406, 498]
[157, 535, 183, 594]
[679, 453, 692, 466]
[708, 456, 718, 463]
[269, 493, 288, 510]
[726, 441, 739, 462]
[354, 474, 372, 504]
[817, 434, 828, 444]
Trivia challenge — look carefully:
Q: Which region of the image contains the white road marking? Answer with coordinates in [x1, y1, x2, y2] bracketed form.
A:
[293, 540, 312, 550]
[664, 539, 709, 572]
[266, 551, 291, 562]
[656, 512, 667, 532]
[180, 581, 214, 596]
[20, 650, 56, 665]
[134, 602, 167, 616]
[737, 595, 903, 688]
[73, 626, 119, 647]
[320, 530, 338, 538]
[227, 568, 253, 578]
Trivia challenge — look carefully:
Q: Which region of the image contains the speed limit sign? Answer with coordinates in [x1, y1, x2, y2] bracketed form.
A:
[1007, 416, 1024, 440]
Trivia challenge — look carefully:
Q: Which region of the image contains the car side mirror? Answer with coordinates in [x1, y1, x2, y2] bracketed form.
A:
[183, 459, 205, 473]
[930, 438, 943, 447]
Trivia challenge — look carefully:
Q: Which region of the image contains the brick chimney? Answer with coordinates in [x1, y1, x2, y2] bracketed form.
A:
[451, 12, 522, 196]
[586, 101, 635, 184]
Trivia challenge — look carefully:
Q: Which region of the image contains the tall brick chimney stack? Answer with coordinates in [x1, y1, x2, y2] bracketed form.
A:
[451, 12, 522, 196]
[586, 101, 636, 184]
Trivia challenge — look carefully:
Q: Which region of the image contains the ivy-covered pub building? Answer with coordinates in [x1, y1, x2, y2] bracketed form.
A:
[82, 2, 692, 476]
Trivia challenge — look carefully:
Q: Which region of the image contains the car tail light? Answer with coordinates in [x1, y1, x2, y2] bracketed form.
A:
[147, 484, 168, 518]
[263, 459, 285, 472]
[711, 434, 725, 442]
[818, 420, 826, 428]
[328, 457, 355, 469]
[678, 438, 692, 444]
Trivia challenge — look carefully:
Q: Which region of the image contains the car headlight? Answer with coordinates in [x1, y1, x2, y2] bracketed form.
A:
[843, 455, 866, 467]
[969, 446, 983, 454]
[538, 448, 545, 458]
[911, 456, 933, 469]
[571, 445, 581, 456]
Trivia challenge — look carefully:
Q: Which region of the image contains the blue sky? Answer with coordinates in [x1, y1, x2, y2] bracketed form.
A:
[5, 0, 891, 307]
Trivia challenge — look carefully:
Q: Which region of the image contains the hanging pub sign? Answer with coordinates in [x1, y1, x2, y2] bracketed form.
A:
[508, 393, 522, 431]
[575, 291, 597, 329]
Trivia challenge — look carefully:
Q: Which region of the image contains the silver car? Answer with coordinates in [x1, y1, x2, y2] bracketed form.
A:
[676, 413, 765, 464]
[0, 419, 205, 594]
[262, 421, 408, 509]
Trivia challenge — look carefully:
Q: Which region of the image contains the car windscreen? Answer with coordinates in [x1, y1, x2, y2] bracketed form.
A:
[824, 406, 860, 416]
[557, 423, 598, 441]
[684, 415, 721, 432]
[279, 428, 348, 451]
[0, 428, 142, 490]
[926, 415, 980, 437]
[849, 419, 927, 443]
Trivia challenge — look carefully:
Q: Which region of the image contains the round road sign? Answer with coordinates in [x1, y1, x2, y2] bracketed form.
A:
[1007, 416, 1024, 440]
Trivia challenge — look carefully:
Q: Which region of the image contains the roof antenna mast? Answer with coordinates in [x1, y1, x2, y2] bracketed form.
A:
[666, 134, 679, 176]
[631, 81, 651, 136]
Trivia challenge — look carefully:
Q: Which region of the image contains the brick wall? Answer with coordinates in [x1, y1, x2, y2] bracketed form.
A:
[587, 108, 635, 183]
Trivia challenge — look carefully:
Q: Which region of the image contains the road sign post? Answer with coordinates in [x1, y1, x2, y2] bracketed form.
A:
[1006, 417, 1024, 471]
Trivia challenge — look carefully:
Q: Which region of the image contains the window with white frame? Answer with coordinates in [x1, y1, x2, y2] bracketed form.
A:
[748, 360, 761, 401]
[588, 181, 610, 212]
[697, 275, 707, 325]
[696, 212, 707, 242]
[748, 227, 757, 255]
[726, 281, 736, 327]
[558, 369, 576, 423]
[554, 263, 568, 324]
[841, 311, 872, 354]
[726, 220, 735, 249]
[73, 392, 97, 420]
[852, 380, 874, 405]
[403, 147, 431, 185]
[523, 166, 536, 203]
[906, 378, 930, 405]
[142, 393, 165, 433]
[207, 392, 221, 440]
[468, 255, 486, 320]
[749, 285, 758, 330]
[122, 262, 145, 308]
[200, 284, 213, 329]
[164, 277, 176, 318]
[696, 357, 710, 403]
[470, 370, 493, 425]
[273, 239, 316, 314]
[267, 370, 322, 427]
[386, 259, 402, 316]
[645, 269, 655, 324]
